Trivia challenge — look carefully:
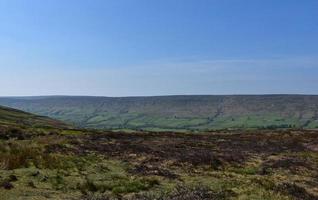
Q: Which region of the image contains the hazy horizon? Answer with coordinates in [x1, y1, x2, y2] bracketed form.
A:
[2, 94, 318, 99]
[1, 0, 318, 96]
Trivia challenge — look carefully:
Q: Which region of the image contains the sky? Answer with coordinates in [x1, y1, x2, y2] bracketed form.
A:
[0, 0, 317, 96]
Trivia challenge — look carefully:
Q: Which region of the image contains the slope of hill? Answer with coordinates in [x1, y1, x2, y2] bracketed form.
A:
[0, 95, 318, 131]
[0, 106, 318, 199]
[0, 105, 69, 129]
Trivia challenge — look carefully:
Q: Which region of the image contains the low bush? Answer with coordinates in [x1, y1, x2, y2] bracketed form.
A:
[79, 177, 159, 195]
[0, 141, 69, 170]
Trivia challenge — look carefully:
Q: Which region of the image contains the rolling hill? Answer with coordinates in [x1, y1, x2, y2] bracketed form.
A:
[0, 105, 69, 129]
[0, 100, 318, 199]
[0, 95, 318, 131]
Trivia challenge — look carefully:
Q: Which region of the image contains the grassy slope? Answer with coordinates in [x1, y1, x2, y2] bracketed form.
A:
[0, 95, 318, 131]
[0, 106, 69, 129]
[0, 107, 318, 199]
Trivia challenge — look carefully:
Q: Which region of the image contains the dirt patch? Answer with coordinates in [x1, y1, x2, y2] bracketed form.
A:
[261, 157, 315, 174]
[275, 183, 317, 200]
[129, 164, 179, 179]
[64, 130, 318, 168]
[135, 185, 235, 200]
[305, 143, 318, 152]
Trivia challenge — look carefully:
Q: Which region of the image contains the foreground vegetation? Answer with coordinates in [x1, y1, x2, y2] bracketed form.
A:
[1, 124, 318, 199]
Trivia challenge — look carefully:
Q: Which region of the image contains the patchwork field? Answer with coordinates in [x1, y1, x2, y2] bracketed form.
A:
[1, 95, 318, 131]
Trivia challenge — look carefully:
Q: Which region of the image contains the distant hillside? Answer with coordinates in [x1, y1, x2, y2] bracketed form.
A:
[0, 95, 318, 131]
[0, 105, 69, 129]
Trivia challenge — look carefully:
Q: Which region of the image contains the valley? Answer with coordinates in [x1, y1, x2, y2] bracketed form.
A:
[1, 95, 318, 131]
[0, 106, 318, 199]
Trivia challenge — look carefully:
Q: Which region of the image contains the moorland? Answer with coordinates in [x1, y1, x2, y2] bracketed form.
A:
[0, 105, 318, 200]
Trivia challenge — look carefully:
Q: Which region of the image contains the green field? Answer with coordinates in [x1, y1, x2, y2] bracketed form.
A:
[1, 95, 317, 131]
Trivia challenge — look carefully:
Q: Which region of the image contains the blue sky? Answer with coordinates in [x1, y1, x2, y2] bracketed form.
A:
[0, 0, 317, 96]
